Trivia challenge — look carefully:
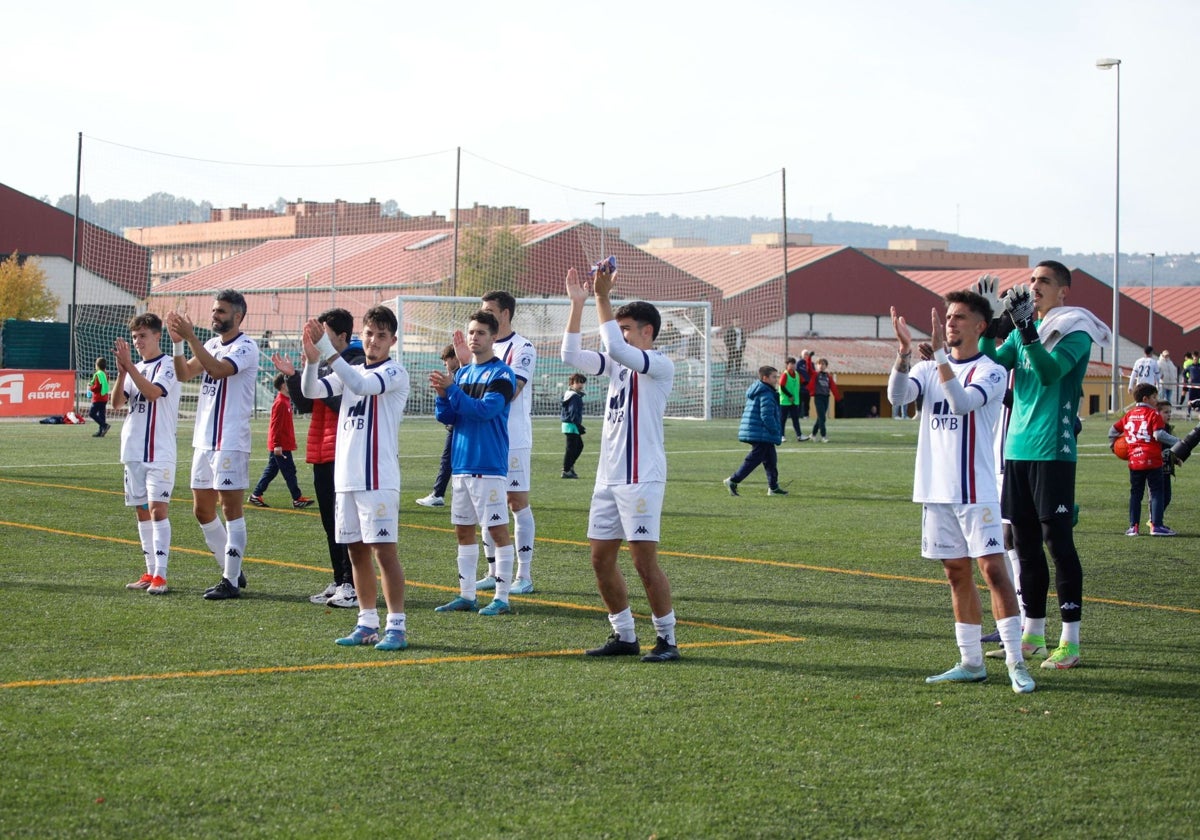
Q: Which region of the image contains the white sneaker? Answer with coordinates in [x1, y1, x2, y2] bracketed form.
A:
[328, 583, 358, 609]
[309, 582, 337, 605]
[415, 494, 445, 507]
[510, 578, 535, 595]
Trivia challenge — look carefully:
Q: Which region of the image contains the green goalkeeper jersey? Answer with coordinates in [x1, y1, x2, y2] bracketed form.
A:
[980, 326, 1092, 463]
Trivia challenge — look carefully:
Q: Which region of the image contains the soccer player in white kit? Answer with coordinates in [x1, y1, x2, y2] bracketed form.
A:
[561, 263, 680, 662]
[112, 313, 181, 596]
[474, 290, 538, 595]
[887, 290, 1035, 694]
[166, 291, 259, 601]
[302, 306, 411, 651]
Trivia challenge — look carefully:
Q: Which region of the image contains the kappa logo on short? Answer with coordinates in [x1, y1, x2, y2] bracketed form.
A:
[634, 525, 649, 535]
[375, 528, 391, 538]
[985, 538, 1001, 548]
[510, 480, 519, 487]
[159, 491, 171, 498]
[221, 478, 234, 486]
[1055, 504, 1069, 515]
[489, 513, 503, 522]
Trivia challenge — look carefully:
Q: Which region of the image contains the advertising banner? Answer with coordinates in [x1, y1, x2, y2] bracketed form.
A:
[0, 370, 76, 417]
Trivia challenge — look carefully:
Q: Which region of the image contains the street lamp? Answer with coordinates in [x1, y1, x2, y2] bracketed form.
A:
[1097, 57, 1121, 412]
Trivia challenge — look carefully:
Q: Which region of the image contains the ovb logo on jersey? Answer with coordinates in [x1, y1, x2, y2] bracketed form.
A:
[344, 397, 370, 430]
[927, 399, 960, 431]
[607, 387, 627, 424]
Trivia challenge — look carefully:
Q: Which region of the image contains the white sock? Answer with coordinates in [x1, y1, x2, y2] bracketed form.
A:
[482, 527, 497, 577]
[514, 506, 535, 580]
[997, 615, 1023, 665]
[955, 622, 983, 668]
[224, 517, 246, 583]
[1060, 621, 1080, 647]
[200, 518, 227, 569]
[609, 608, 636, 643]
[1006, 548, 1025, 623]
[652, 611, 677, 647]
[494, 544, 515, 602]
[357, 608, 380, 630]
[137, 519, 154, 573]
[385, 612, 406, 633]
[151, 519, 171, 578]
[1024, 617, 1047, 641]
[457, 543, 479, 600]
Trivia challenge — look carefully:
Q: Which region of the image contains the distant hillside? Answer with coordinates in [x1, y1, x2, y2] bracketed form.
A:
[46, 193, 1200, 286]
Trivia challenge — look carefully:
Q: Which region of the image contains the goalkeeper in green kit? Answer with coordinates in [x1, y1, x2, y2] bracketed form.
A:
[976, 261, 1110, 670]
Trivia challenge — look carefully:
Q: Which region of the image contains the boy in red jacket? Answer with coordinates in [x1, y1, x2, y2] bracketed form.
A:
[1110, 383, 1180, 536]
[249, 373, 313, 509]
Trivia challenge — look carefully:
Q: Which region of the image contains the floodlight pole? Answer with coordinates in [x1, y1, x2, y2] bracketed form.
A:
[1148, 252, 1155, 347]
[69, 132, 82, 405]
[1097, 57, 1122, 412]
[597, 201, 606, 257]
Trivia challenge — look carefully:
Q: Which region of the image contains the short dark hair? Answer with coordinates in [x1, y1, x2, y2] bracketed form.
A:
[440, 344, 456, 362]
[1144, 345, 1155, 356]
[482, 290, 516, 320]
[318, 308, 355, 342]
[469, 310, 500, 335]
[569, 373, 587, 385]
[363, 305, 398, 336]
[1035, 260, 1071, 287]
[215, 289, 247, 318]
[614, 301, 662, 340]
[759, 365, 778, 379]
[273, 372, 287, 390]
[128, 313, 162, 333]
[785, 356, 796, 365]
[945, 289, 993, 323]
[94, 357, 106, 370]
[1134, 382, 1158, 402]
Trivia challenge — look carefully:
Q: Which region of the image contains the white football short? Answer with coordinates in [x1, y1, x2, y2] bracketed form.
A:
[505, 447, 531, 493]
[123, 461, 176, 507]
[190, 449, 250, 491]
[450, 474, 509, 529]
[335, 488, 399, 545]
[588, 482, 665, 543]
[921, 502, 1004, 560]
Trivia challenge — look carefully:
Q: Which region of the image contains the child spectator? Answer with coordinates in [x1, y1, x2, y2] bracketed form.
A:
[561, 373, 587, 478]
[88, 357, 111, 437]
[1156, 400, 1177, 520]
[1110, 383, 1180, 536]
[806, 357, 842, 443]
[724, 366, 788, 496]
[249, 373, 313, 509]
[416, 345, 461, 506]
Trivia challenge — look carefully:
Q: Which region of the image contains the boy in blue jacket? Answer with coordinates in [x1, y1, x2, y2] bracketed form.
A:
[724, 366, 788, 496]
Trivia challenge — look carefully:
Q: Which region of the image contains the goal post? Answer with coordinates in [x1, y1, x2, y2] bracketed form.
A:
[388, 295, 712, 420]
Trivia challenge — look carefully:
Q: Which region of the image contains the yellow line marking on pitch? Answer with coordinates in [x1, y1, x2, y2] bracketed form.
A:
[0, 637, 794, 691]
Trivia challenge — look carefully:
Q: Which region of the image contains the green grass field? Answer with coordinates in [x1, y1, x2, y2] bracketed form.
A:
[1, 414, 1197, 838]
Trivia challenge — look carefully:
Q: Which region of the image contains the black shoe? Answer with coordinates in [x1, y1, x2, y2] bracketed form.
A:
[203, 578, 240, 600]
[585, 632, 640, 657]
[205, 571, 247, 594]
[641, 636, 681, 663]
[561, 470, 578, 479]
[101, 424, 110, 437]
[768, 486, 789, 496]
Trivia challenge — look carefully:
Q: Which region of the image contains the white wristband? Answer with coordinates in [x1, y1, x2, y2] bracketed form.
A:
[933, 348, 950, 365]
[315, 334, 336, 359]
[172, 341, 186, 356]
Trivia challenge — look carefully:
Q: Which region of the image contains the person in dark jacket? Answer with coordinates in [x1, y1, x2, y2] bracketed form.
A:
[724, 366, 788, 496]
[272, 308, 364, 608]
[560, 373, 587, 478]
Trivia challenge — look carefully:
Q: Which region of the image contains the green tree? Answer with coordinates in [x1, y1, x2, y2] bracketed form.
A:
[454, 225, 526, 298]
[0, 252, 60, 321]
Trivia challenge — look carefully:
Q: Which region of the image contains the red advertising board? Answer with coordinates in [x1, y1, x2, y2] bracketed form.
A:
[0, 369, 77, 417]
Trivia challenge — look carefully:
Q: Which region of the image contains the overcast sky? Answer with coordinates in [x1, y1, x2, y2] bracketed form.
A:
[4, 0, 1196, 256]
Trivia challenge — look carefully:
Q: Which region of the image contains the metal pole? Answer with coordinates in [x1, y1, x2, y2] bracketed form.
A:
[598, 201, 606, 257]
[304, 272, 310, 324]
[451, 146, 460, 296]
[1148, 252, 1155, 347]
[69, 132, 82, 412]
[330, 204, 337, 307]
[781, 167, 790, 357]
[1097, 58, 1122, 413]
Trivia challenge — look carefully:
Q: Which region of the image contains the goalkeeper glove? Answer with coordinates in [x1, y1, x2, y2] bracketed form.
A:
[973, 274, 1004, 337]
[1002, 284, 1039, 345]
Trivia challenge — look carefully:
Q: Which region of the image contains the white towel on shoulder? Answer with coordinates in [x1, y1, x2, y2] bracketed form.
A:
[1038, 306, 1112, 352]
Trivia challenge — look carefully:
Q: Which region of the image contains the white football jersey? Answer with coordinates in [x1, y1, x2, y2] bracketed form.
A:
[495, 330, 536, 451]
[905, 354, 1007, 504]
[313, 356, 410, 492]
[119, 354, 181, 465]
[193, 332, 259, 453]
[562, 320, 673, 485]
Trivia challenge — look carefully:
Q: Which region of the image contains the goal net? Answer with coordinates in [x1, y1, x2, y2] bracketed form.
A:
[388, 295, 712, 419]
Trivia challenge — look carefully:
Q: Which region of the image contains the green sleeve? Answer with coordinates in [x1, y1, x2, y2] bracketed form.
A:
[1024, 333, 1091, 385]
[978, 333, 1017, 369]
